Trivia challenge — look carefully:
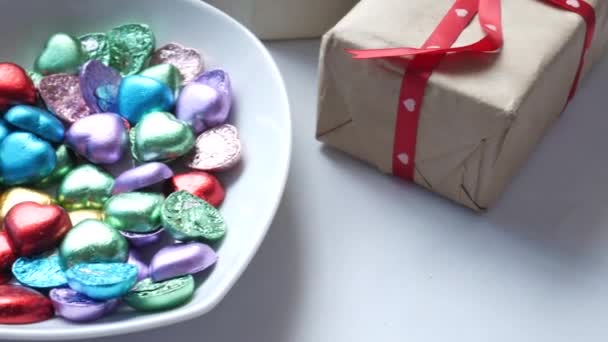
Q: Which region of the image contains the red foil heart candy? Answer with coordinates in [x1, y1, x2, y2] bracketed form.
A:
[0, 231, 16, 280]
[0, 63, 36, 110]
[4, 202, 72, 256]
[0, 285, 54, 324]
[166, 171, 225, 207]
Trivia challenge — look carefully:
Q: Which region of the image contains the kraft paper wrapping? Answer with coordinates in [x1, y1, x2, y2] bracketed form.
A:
[316, 0, 608, 211]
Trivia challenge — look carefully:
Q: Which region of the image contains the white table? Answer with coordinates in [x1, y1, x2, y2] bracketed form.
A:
[95, 40, 608, 342]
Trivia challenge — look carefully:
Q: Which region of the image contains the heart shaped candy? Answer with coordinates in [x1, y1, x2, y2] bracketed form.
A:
[130, 111, 194, 162]
[0, 132, 56, 185]
[0, 63, 36, 110]
[186, 124, 242, 171]
[39, 74, 92, 123]
[57, 164, 114, 210]
[4, 105, 65, 143]
[79, 33, 110, 65]
[65, 113, 128, 164]
[140, 64, 182, 97]
[0, 285, 54, 324]
[117, 75, 174, 124]
[166, 171, 225, 207]
[59, 219, 128, 269]
[150, 43, 204, 84]
[108, 24, 155, 76]
[80, 60, 122, 113]
[4, 202, 72, 256]
[34, 33, 85, 75]
[177, 69, 232, 134]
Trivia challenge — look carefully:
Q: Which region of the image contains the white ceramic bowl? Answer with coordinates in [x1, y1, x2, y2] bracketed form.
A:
[0, 0, 291, 339]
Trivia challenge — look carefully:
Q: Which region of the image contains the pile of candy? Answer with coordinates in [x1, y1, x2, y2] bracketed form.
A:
[0, 23, 242, 324]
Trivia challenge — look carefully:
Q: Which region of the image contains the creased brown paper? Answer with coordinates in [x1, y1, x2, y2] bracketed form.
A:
[316, 0, 608, 210]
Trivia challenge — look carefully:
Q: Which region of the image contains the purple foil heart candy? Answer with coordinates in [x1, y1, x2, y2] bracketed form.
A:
[80, 60, 122, 113]
[150, 242, 217, 282]
[65, 113, 128, 164]
[176, 69, 232, 134]
[120, 228, 164, 248]
[112, 162, 173, 194]
[50, 287, 119, 322]
[39, 74, 92, 123]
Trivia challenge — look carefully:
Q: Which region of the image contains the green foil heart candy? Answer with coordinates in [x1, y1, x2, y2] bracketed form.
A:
[124, 275, 195, 312]
[58, 219, 128, 270]
[35, 145, 75, 188]
[139, 64, 183, 98]
[108, 23, 155, 76]
[79, 33, 111, 65]
[34, 33, 85, 75]
[57, 164, 114, 210]
[130, 112, 195, 162]
[103, 192, 164, 233]
[161, 190, 227, 242]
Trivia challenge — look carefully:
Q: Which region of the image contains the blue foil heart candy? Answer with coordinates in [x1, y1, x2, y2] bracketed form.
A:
[117, 75, 174, 124]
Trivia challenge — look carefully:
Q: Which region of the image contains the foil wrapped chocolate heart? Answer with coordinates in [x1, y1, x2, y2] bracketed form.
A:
[130, 111, 194, 162]
[34, 33, 85, 75]
[4, 105, 65, 143]
[4, 202, 72, 256]
[150, 43, 204, 84]
[65, 113, 128, 164]
[39, 74, 92, 123]
[0, 284, 54, 324]
[0, 63, 36, 110]
[0, 132, 57, 185]
[79, 60, 122, 113]
[176, 69, 232, 134]
[117, 75, 174, 124]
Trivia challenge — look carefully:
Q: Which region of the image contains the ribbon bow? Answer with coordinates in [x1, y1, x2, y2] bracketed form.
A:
[346, 0, 596, 181]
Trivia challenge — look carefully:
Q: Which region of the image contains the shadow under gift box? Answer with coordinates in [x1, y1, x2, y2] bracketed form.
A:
[316, 0, 608, 211]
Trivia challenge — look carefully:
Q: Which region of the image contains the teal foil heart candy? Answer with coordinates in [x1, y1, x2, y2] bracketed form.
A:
[140, 64, 183, 98]
[161, 190, 227, 242]
[59, 219, 128, 269]
[0, 132, 56, 185]
[103, 192, 164, 233]
[4, 105, 65, 143]
[117, 75, 174, 124]
[130, 111, 194, 162]
[35, 145, 75, 188]
[79, 33, 110, 65]
[108, 23, 155, 76]
[34, 33, 85, 75]
[57, 164, 114, 210]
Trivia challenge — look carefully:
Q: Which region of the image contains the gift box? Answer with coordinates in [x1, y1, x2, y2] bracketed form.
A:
[316, 0, 608, 210]
[205, 0, 357, 39]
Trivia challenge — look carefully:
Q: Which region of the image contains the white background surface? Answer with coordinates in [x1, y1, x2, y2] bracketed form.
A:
[88, 40, 608, 342]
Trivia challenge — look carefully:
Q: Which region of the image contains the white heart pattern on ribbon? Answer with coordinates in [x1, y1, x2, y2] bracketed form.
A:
[566, 0, 580, 8]
[403, 98, 416, 112]
[397, 153, 409, 166]
[485, 24, 497, 32]
[455, 8, 468, 17]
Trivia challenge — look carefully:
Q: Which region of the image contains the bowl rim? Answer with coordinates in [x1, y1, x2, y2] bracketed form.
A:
[0, 0, 292, 339]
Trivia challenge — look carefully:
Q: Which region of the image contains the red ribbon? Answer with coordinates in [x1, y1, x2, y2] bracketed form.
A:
[347, 0, 596, 181]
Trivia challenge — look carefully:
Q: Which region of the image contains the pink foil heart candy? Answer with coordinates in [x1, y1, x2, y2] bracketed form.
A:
[150, 43, 204, 84]
[186, 124, 242, 171]
[39, 74, 92, 123]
